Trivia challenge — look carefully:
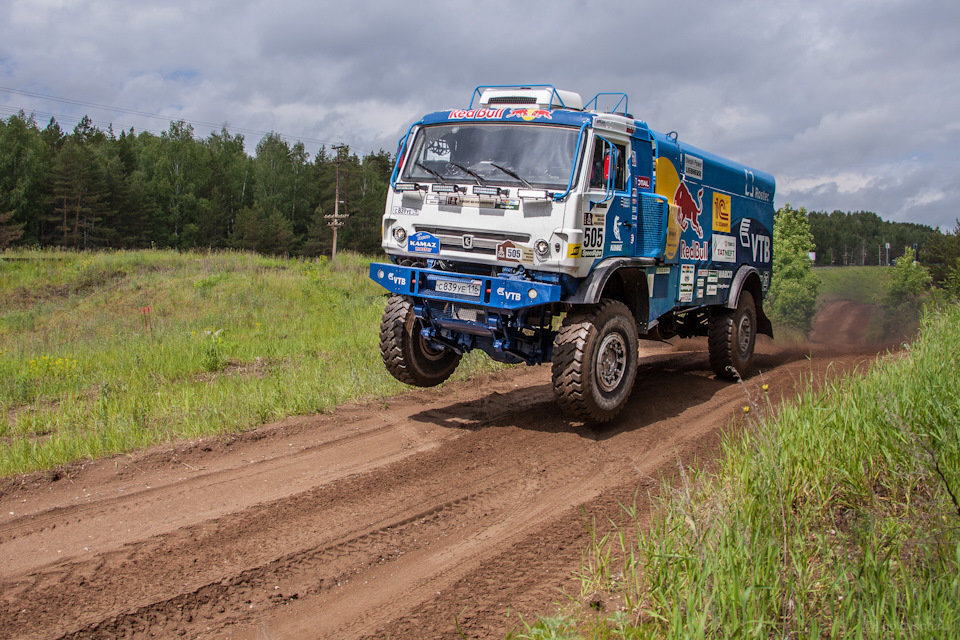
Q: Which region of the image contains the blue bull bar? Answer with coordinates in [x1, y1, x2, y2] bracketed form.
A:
[369, 263, 564, 310]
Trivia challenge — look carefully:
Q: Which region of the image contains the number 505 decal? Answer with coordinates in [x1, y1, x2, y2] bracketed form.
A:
[582, 226, 604, 257]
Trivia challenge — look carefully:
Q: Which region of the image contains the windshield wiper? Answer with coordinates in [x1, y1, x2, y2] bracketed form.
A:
[447, 161, 485, 185]
[488, 162, 532, 188]
[415, 161, 448, 183]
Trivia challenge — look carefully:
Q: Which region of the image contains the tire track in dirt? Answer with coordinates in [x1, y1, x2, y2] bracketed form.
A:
[0, 303, 890, 639]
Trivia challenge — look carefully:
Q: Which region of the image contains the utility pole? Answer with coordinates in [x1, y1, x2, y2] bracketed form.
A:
[324, 144, 349, 259]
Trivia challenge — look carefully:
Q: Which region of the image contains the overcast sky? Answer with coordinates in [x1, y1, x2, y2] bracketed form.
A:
[2, 0, 958, 230]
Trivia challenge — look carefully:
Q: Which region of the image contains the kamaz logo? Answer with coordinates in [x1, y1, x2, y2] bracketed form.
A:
[496, 287, 521, 301]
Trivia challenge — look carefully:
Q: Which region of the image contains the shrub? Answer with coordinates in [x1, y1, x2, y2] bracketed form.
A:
[880, 247, 932, 339]
[767, 204, 820, 333]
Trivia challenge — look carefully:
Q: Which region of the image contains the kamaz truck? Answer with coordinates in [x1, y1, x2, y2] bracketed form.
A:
[369, 85, 775, 422]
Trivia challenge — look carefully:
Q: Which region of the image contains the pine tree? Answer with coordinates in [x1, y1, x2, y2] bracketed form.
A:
[0, 208, 24, 248]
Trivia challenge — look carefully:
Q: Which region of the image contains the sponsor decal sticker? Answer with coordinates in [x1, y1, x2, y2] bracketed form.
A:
[739, 218, 752, 247]
[497, 240, 522, 262]
[567, 243, 582, 258]
[746, 185, 772, 202]
[707, 284, 718, 296]
[408, 231, 440, 254]
[448, 108, 506, 120]
[679, 264, 695, 303]
[680, 239, 710, 262]
[684, 155, 703, 180]
[582, 211, 605, 258]
[674, 182, 705, 238]
[712, 234, 736, 263]
[712, 192, 731, 233]
[496, 240, 534, 263]
[583, 211, 605, 227]
[665, 204, 680, 260]
[739, 219, 771, 263]
[637, 176, 651, 189]
[507, 108, 553, 121]
[582, 225, 604, 258]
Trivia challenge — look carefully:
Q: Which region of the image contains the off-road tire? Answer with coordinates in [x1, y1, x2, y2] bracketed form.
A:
[379, 295, 461, 387]
[551, 299, 639, 423]
[709, 290, 757, 380]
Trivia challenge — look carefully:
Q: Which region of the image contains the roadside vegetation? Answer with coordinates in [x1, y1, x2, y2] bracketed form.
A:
[764, 204, 820, 341]
[518, 299, 960, 639]
[814, 265, 891, 306]
[0, 249, 501, 476]
[516, 273, 960, 637]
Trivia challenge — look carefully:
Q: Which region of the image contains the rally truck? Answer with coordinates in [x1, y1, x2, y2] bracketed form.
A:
[369, 85, 775, 422]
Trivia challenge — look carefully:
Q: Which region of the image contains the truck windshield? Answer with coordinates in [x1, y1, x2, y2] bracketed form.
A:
[401, 123, 579, 190]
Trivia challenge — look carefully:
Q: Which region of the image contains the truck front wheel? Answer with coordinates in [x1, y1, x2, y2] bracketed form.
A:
[709, 290, 757, 379]
[552, 299, 638, 423]
[379, 295, 461, 387]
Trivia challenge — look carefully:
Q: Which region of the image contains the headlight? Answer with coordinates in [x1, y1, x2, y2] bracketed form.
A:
[534, 239, 550, 259]
[392, 226, 407, 244]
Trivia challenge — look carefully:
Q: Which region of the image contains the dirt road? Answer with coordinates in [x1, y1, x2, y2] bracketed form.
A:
[0, 302, 888, 639]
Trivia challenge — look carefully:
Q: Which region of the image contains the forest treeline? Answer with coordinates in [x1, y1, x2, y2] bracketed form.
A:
[807, 209, 960, 284]
[0, 111, 392, 255]
[2, 111, 959, 275]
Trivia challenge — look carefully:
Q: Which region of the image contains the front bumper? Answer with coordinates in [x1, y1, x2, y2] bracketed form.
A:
[369, 262, 564, 311]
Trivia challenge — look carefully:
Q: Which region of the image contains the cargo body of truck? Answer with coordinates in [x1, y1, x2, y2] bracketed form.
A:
[369, 85, 775, 422]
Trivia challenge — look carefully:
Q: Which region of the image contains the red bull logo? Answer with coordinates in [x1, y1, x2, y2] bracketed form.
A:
[674, 181, 704, 238]
[448, 108, 506, 120]
[507, 108, 552, 121]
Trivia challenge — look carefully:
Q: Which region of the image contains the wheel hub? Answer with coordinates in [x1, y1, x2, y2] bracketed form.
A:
[596, 333, 627, 392]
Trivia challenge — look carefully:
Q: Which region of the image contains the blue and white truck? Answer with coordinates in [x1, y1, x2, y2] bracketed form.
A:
[369, 85, 775, 422]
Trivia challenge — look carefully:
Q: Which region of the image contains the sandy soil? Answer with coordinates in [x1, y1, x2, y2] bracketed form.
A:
[0, 301, 890, 639]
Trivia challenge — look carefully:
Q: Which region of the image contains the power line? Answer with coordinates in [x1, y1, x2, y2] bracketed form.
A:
[0, 85, 343, 150]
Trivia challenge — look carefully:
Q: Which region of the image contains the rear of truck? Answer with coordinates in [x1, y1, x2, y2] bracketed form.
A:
[369, 85, 775, 421]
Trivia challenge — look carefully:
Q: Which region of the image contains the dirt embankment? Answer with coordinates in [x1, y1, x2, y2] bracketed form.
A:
[0, 301, 887, 639]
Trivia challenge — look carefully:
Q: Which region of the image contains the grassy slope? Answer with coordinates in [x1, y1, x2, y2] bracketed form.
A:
[815, 265, 892, 306]
[0, 249, 502, 476]
[518, 295, 959, 635]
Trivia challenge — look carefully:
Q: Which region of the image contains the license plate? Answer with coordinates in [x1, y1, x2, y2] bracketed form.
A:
[435, 278, 482, 297]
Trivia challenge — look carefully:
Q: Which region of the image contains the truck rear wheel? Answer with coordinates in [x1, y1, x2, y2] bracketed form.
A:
[379, 295, 461, 387]
[709, 290, 756, 380]
[552, 299, 638, 423]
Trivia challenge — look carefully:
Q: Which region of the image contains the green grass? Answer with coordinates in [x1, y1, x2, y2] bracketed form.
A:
[0, 249, 505, 476]
[523, 303, 960, 639]
[814, 266, 892, 306]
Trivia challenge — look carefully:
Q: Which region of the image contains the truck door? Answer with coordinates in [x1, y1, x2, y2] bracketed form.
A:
[583, 135, 632, 259]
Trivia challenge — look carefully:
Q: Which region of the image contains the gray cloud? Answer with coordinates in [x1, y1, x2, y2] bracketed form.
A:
[1, 0, 957, 228]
